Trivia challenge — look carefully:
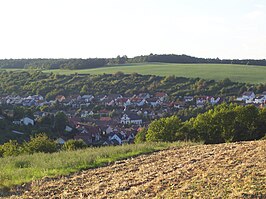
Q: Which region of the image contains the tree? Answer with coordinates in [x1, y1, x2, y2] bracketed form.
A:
[23, 134, 57, 154]
[257, 108, 266, 139]
[80, 85, 89, 95]
[234, 105, 259, 141]
[134, 128, 147, 143]
[146, 116, 182, 142]
[54, 111, 68, 134]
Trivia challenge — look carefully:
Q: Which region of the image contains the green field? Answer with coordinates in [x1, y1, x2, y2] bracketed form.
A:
[44, 63, 266, 84]
[0, 142, 195, 189]
[1, 63, 266, 83]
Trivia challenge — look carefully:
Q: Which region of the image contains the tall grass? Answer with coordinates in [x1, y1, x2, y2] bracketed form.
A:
[0, 142, 196, 189]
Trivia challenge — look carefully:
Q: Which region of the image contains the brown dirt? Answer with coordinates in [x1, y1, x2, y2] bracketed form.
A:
[6, 140, 266, 199]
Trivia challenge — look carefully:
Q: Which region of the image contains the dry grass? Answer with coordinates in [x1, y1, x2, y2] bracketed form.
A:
[3, 140, 266, 199]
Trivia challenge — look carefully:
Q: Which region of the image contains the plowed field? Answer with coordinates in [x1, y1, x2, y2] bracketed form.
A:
[5, 140, 266, 198]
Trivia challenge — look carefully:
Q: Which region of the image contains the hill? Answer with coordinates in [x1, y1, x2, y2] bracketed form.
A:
[5, 140, 266, 198]
[42, 63, 266, 83]
[1, 54, 266, 70]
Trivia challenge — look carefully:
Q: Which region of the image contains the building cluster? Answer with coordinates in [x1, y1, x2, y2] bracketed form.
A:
[0, 90, 265, 146]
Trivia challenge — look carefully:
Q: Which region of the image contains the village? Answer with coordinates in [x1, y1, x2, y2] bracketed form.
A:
[0, 90, 266, 146]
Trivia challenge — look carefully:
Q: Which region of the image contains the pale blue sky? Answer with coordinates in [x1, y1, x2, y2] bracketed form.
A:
[0, 0, 265, 59]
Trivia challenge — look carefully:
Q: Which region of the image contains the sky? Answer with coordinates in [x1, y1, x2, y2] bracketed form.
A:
[0, 0, 265, 59]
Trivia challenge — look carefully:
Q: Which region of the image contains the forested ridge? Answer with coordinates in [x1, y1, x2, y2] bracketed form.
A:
[1, 70, 264, 100]
[1, 54, 266, 69]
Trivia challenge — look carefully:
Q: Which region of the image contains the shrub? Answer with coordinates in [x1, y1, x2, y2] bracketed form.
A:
[23, 134, 57, 154]
[0, 140, 21, 157]
[134, 128, 147, 143]
[62, 139, 87, 151]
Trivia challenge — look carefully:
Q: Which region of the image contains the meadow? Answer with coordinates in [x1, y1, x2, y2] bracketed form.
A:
[1, 63, 266, 83]
[40, 63, 266, 84]
[0, 142, 194, 190]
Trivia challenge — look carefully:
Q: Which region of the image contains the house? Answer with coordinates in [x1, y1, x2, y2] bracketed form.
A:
[130, 98, 145, 106]
[26, 95, 44, 101]
[13, 117, 34, 126]
[155, 92, 168, 102]
[208, 97, 221, 105]
[146, 98, 161, 107]
[108, 132, 123, 145]
[81, 95, 94, 102]
[108, 94, 123, 100]
[121, 112, 142, 125]
[121, 114, 131, 124]
[254, 96, 266, 104]
[196, 97, 207, 107]
[94, 95, 107, 102]
[105, 126, 113, 134]
[173, 101, 186, 109]
[22, 99, 36, 106]
[81, 111, 90, 118]
[105, 99, 115, 106]
[55, 95, 66, 102]
[65, 125, 73, 132]
[242, 92, 255, 100]
[21, 117, 34, 126]
[116, 98, 131, 107]
[74, 125, 101, 144]
[0, 115, 4, 120]
[138, 93, 150, 99]
[262, 91, 266, 98]
[184, 96, 194, 102]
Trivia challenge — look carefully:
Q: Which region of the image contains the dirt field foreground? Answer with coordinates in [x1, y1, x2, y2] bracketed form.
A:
[5, 140, 266, 199]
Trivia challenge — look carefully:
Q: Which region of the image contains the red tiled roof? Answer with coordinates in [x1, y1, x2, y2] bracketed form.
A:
[100, 117, 112, 122]
[155, 92, 167, 97]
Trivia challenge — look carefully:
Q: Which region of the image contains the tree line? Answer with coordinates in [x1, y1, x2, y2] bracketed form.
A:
[1, 54, 266, 69]
[136, 104, 266, 144]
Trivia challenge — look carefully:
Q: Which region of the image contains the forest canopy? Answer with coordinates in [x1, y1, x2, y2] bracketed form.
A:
[1, 54, 266, 70]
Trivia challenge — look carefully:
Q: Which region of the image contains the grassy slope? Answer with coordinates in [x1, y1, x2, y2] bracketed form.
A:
[4, 140, 265, 198]
[1, 63, 266, 83]
[0, 142, 193, 190]
[39, 63, 266, 83]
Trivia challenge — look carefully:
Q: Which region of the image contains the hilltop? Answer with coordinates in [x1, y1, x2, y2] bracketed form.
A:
[43, 63, 266, 83]
[5, 140, 266, 198]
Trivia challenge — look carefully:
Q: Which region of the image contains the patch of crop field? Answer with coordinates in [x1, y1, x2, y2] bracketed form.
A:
[42, 63, 266, 84]
[2, 140, 265, 198]
[0, 141, 194, 196]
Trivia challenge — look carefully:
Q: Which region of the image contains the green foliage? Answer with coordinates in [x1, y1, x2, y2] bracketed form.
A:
[54, 111, 68, 134]
[146, 116, 182, 142]
[62, 139, 87, 151]
[23, 134, 57, 154]
[0, 70, 258, 99]
[143, 104, 266, 144]
[0, 140, 21, 157]
[134, 128, 147, 143]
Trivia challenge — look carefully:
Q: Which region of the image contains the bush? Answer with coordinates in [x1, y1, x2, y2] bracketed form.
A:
[23, 134, 57, 154]
[134, 128, 147, 143]
[62, 139, 87, 151]
[0, 140, 21, 157]
[146, 116, 182, 142]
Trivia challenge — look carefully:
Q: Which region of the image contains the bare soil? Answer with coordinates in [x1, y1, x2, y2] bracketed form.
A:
[6, 140, 266, 198]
